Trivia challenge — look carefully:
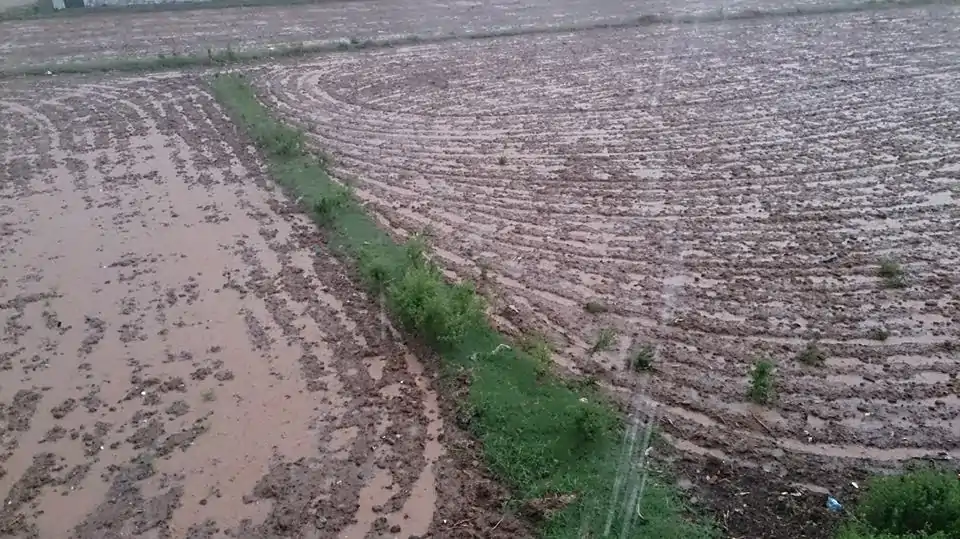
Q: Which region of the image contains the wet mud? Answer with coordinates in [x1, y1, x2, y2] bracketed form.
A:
[0, 75, 525, 538]
[252, 5, 960, 529]
[0, 0, 918, 70]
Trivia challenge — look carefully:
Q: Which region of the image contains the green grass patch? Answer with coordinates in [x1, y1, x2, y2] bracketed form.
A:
[589, 327, 618, 355]
[211, 73, 714, 538]
[878, 257, 908, 289]
[629, 343, 657, 372]
[836, 467, 960, 539]
[748, 358, 775, 404]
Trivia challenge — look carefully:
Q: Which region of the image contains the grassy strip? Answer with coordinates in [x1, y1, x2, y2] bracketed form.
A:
[836, 468, 960, 539]
[5, 0, 955, 78]
[210, 72, 715, 538]
[0, 0, 369, 21]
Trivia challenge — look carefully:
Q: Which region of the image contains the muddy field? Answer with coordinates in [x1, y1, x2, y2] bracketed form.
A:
[0, 74, 527, 538]
[0, 1, 959, 537]
[0, 0, 920, 70]
[253, 4, 960, 483]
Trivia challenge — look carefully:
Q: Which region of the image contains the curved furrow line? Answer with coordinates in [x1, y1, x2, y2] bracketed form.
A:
[257, 10, 960, 463]
[0, 75, 455, 538]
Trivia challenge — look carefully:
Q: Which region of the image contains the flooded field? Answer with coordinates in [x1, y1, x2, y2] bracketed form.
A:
[0, 0, 958, 537]
[0, 0, 925, 69]
[253, 5, 960, 476]
[0, 74, 524, 538]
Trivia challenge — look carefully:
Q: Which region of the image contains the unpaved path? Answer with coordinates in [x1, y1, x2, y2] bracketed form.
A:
[0, 74, 525, 538]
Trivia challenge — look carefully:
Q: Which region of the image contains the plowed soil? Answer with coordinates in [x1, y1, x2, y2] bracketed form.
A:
[0, 0, 910, 70]
[0, 75, 528, 539]
[253, 0, 960, 506]
[2, 1, 959, 538]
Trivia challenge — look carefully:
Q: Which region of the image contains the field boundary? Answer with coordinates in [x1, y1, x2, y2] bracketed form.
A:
[210, 72, 717, 538]
[3, 0, 955, 79]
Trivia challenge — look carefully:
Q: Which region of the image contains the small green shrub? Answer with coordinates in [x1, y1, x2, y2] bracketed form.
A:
[878, 257, 907, 289]
[312, 185, 351, 223]
[518, 333, 553, 377]
[748, 359, 775, 404]
[630, 344, 656, 372]
[838, 468, 960, 539]
[574, 400, 618, 444]
[357, 247, 395, 292]
[386, 257, 485, 350]
[589, 327, 617, 355]
[404, 234, 429, 267]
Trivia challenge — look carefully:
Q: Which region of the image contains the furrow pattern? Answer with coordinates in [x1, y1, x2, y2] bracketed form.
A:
[257, 8, 960, 464]
[0, 74, 450, 538]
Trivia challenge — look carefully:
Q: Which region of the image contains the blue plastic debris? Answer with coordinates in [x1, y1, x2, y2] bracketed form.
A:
[826, 496, 843, 513]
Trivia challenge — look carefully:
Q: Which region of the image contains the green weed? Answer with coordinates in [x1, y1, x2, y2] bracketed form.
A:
[748, 359, 775, 404]
[517, 333, 553, 377]
[837, 467, 960, 539]
[312, 184, 352, 224]
[589, 327, 617, 355]
[878, 257, 907, 289]
[630, 344, 656, 372]
[212, 74, 714, 539]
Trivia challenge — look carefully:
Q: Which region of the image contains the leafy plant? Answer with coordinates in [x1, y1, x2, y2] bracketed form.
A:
[312, 185, 352, 223]
[589, 327, 617, 355]
[837, 467, 960, 538]
[748, 359, 775, 404]
[630, 344, 656, 372]
[518, 333, 553, 377]
[878, 257, 907, 289]
[574, 400, 618, 444]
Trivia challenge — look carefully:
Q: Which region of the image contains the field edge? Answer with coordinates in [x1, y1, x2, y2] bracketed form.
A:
[209, 71, 717, 538]
[3, 0, 955, 79]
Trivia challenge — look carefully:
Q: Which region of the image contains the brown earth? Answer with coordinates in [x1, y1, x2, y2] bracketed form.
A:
[0, 0, 912, 70]
[250, 4, 960, 536]
[0, 74, 529, 539]
[1, 2, 959, 539]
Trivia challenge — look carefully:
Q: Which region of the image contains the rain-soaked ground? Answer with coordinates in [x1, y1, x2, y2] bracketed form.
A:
[0, 74, 528, 538]
[1, 1, 958, 538]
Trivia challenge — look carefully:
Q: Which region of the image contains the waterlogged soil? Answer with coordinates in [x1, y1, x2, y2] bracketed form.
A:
[0, 0, 912, 70]
[254, 5, 960, 537]
[0, 74, 529, 539]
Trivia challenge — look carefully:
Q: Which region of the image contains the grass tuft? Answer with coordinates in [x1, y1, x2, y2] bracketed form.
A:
[795, 340, 826, 366]
[837, 467, 960, 539]
[630, 343, 657, 372]
[589, 327, 617, 355]
[211, 73, 714, 539]
[878, 257, 907, 289]
[748, 359, 775, 404]
[517, 333, 553, 377]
